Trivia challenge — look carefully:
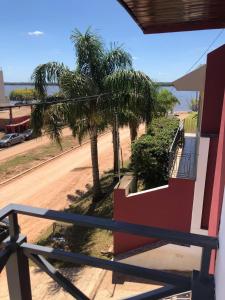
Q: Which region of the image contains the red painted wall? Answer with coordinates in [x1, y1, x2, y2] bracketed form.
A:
[201, 137, 218, 229]
[114, 178, 195, 254]
[4, 115, 30, 133]
[209, 92, 225, 274]
[10, 115, 30, 124]
[201, 45, 225, 135]
[201, 45, 225, 229]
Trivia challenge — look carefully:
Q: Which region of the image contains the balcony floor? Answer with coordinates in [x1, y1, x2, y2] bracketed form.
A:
[171, 133, 197, 180]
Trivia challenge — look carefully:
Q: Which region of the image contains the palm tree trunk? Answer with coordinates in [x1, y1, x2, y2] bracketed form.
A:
[90, 126, 102, 202]
[112, 119, 119, 178]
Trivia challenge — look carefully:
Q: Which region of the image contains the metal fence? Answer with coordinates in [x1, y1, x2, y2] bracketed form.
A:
[168, 122, 185, 178]
[0, 204, 218, 300]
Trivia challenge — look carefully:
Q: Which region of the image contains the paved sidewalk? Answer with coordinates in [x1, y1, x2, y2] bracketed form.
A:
[93, 271, 162, 299]
[0, 266, 104, 300]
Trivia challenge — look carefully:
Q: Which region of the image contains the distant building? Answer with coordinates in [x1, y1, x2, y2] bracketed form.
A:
[0, 69, 9, 106]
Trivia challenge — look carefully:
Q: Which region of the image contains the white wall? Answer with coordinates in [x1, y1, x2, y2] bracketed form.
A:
[191, 137, 210, 234]
[118, 244, 202, 272]
[215, 187, 225, 300]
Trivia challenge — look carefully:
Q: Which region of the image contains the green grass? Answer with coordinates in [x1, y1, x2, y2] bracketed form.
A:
[0, 136, 79, 182]
[37, 172, 116, 268]
[184, 112, 198, 133]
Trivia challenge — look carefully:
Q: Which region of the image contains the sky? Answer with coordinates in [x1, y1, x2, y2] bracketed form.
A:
[1, 0, 225, 82]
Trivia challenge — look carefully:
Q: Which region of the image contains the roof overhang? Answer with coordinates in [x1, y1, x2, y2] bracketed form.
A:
[173, 65, 206, 91]
[118, 0, 225, 34]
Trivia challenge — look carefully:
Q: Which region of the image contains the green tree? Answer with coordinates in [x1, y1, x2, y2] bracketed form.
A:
[31, 28, 154, 200]
[156, 89, 180, 116]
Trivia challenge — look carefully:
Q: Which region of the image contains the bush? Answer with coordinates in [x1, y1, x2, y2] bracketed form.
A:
[9, 88, 37, 101]
[131, 117, 179, 189]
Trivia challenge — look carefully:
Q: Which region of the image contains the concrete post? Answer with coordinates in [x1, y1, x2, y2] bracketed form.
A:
[0, 69, 7, 106]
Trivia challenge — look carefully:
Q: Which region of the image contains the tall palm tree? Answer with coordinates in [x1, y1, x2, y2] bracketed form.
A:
[31, 29, 155, 200]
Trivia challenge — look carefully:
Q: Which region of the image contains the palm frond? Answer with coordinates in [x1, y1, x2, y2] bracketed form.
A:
[104, 44, 132, 75]
[43, 104, 65, 146]
[31, 62, 67, 98]
[70, 28, 105, 87]
[60, 70, 97, 98]
[104, 70, 153, 97]
[31, 103, 45, 136]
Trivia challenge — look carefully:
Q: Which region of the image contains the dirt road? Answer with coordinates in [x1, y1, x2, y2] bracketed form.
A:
[0, 127, 72, 162]
[0, 125, 144, 241]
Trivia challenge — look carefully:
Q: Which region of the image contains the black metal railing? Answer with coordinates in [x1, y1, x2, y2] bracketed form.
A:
[0, 204, 218, 300]
[168, 122, 185, 178]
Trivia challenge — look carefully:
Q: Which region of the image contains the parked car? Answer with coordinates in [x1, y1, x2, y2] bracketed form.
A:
[0, 218, 9, 243]
[0, 133, 25, 147]
[22, 129, 34, 140]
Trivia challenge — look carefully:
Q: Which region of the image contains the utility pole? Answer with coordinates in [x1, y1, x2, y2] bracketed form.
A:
[115, 111, 120, 181]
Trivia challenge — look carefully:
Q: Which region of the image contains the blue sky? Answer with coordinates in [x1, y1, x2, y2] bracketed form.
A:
[1, 0, 225, 82]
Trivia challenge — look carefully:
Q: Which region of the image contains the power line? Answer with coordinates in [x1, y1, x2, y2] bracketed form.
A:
[186, 29, 224, 73]
[0, 93, 112, 110]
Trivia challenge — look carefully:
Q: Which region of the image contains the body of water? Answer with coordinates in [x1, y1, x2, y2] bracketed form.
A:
[4, 84, 196, 112]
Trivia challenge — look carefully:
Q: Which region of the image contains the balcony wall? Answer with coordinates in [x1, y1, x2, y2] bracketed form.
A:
[200, 44, 225, 229]
[114, 177, 195, 254]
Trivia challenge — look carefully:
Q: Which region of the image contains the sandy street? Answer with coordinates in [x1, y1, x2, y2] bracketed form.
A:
[0, 127, 72, 162]
[0, 125, 144, 241]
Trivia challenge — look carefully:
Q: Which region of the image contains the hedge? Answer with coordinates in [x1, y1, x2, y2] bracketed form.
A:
[131, 117, 180, 189]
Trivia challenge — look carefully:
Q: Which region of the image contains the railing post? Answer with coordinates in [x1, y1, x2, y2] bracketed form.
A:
[5, 213, 32, 300]
[199, 247, 211, 280]
[192, 247, 215, 300]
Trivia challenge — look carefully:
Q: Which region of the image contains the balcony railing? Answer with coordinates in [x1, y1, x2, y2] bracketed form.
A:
[168, 121, 198, 179]
[168, 121, 185, 177]
[0, 204, 218, 300]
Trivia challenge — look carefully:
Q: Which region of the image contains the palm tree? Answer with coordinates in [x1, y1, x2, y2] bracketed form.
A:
[104, 70, 156, 136]
[31, 29, 156, 200]
[118, 110, 141, 142]
[155, 89, 180, 116]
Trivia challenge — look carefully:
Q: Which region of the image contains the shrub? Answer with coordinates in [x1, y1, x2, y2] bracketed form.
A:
[131, 117, 179, 189]
[9, 88, 37, 101]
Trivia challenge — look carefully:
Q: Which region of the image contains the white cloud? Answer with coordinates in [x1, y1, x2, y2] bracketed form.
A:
[28, 31, 44, 37]
[132, 56, 139, 60]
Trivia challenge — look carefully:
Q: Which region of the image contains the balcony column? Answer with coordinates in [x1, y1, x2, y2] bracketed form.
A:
[192, 247, 215, 299]
[5, 213, 32, 300]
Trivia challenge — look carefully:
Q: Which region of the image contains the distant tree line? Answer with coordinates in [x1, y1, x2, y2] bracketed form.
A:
[9, 88, 37, 102]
